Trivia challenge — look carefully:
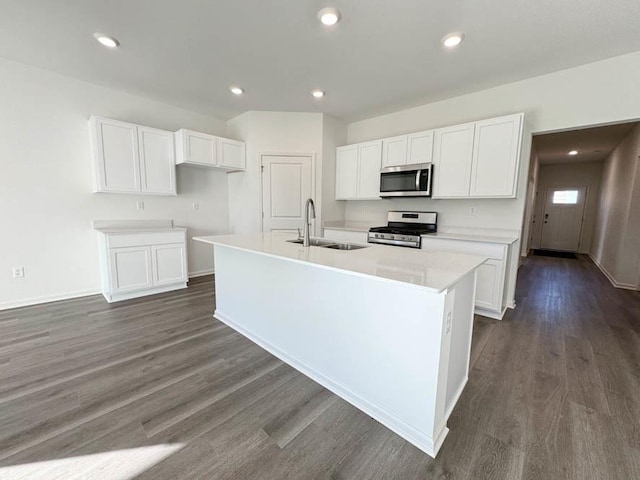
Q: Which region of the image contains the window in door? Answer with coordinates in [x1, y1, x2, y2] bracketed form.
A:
[552, 190, 579, 204]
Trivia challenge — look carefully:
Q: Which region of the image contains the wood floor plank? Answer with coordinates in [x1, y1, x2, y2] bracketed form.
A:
[0, 256, 638, 479]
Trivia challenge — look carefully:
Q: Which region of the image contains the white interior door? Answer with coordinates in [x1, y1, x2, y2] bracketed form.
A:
[262, 155, 313, 234]
[540, 187, 587, 252]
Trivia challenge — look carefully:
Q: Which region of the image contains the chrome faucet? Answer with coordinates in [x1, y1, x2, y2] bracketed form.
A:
[303, 198, 316, 247]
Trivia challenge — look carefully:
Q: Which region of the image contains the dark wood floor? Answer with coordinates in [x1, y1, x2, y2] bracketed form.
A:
[0, 255, 639, 479]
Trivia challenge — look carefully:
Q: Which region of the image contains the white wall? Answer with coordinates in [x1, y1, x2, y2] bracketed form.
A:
[0, 58, 230, 309]
[592, 124, 640, 288]
[346, 49, 640, 231]
[530, 161, 603, 254]
[226, 111, 345, 236]
[321, 115, 348, 224]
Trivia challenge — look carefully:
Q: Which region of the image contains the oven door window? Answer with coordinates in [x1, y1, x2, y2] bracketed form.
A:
[380, 170, 426, 193]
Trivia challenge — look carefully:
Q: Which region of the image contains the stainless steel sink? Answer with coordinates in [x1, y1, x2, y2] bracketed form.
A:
[287, 238, 368, 250]
[286, 238, 337, 247]
[323, 243, 368, 251]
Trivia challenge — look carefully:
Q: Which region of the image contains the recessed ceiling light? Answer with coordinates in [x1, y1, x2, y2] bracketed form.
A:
[441, 32, 464, 48]
[311, 89, 325, 98]
[568, 150, 578, 155]
[93, 33, 119, 48]
[318, 8, 341, 26]
[229, 86, 244, 95]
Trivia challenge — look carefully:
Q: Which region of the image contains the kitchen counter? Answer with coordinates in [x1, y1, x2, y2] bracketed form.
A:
[422, 232, 518, 244]
[195, 232, 483, 457]
[194, 232, 486, 294]
[92, 219, 185, 234]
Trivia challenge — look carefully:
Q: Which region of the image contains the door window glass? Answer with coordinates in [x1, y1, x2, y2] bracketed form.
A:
[552, 190, 579, 204]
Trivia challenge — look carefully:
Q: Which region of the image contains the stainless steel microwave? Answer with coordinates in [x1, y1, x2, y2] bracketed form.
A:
[379, 163, 432, 197]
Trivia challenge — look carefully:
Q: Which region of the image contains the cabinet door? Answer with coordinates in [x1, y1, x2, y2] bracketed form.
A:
[109, 246, 153, 293]
[335, 145, 358, 200]
[151, 243, 187, 286]
[182, 130, 217, 166]
[432, 123, 475, 198]
[470, 114, 523, 197]
[407, 130, 434, 164]
[91, 117, 140, 193]
[381, 135, 408, 168]
[357, 140, 383, 199]
[475, 260, 504, 312]
[138, 126, 176, 195]
[217, 138, 246, 170]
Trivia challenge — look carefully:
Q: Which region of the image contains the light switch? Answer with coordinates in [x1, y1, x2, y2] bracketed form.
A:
[136, 201, 144, 211]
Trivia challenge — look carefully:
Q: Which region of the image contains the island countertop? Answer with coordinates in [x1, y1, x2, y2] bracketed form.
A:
[194, 232, 487, 294]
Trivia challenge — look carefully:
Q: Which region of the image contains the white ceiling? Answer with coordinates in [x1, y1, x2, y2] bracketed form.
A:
[2, 0, 640, 121]
[533, 122, 638, 165]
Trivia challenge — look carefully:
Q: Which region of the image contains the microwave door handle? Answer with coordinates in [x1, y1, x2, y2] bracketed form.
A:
[415, 170, 421, 191]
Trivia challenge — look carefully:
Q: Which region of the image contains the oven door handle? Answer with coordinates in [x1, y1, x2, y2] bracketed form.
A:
[415, 170, 421, 191]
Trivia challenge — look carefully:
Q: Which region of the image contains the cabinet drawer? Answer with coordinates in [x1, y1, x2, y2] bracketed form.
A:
[420, 237, 506, 260]
[107, 231, 186, 249]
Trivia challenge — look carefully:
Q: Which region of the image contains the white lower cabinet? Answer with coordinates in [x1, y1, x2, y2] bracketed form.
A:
[474, 260, 503, 311]
[109, 246, 153, 294]
[420, 237, 511, 319]
[152, 243, 187, 286]
[97, 228, 188, 302]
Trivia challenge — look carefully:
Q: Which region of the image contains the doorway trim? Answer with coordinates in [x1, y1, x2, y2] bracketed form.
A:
[259, 152, 317, 234]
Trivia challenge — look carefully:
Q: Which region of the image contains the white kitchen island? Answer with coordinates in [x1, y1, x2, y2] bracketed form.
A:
[194, 233, 487, 457]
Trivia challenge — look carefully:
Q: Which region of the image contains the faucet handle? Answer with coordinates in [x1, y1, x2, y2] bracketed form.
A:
[297, 228, 302, 239]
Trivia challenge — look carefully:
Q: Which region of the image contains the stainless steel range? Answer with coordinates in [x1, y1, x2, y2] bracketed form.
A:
[368, 211, 437, 248]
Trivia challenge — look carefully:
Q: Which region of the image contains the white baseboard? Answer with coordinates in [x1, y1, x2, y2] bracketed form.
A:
[0, 269, 215, 311]
[589, 254, 637, 290]
[475, 306, 508, 320]
[189, 269, 214, 279]
[0, 288, 101, 311]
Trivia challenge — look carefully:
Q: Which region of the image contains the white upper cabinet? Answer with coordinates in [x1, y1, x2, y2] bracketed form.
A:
[218, 137, 246, 170]
[381, 130, 434, 168]
[337, 113, 524, 201]
[174, 129, 246, 171]
[407, 130, 434, 165]
[336, 145, 359, 200]
[90, 117, 141, 194]
[335, 141, 382, 200]
[138, 126, 176, 195]
[90, 117, 176, 196]
[469, 113, 523, 197]
[432, 123, 476, 198]
[175, 129, 216, 166]
[381, 135, 408, 168]
[357, 141, 383, 199]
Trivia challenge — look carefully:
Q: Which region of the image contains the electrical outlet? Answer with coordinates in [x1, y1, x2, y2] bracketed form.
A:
[363, 204, 369, 214]
[12, 267, 24, 279]
[136, 201, 144, 211]
[192, 202, 200, 210]
[469, 206, 477, 216]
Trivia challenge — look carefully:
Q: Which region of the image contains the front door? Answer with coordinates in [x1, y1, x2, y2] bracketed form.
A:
[540, 187, 587, 252]
[261, 155, 314, 233]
